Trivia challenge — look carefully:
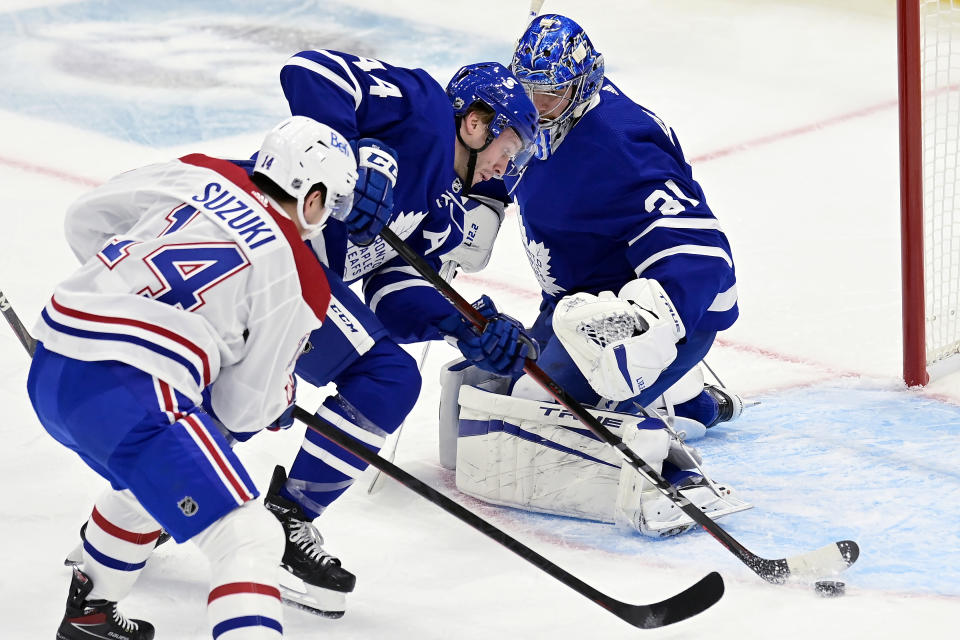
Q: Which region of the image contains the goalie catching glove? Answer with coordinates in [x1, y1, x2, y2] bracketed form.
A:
[438, 295, 539, 376]
[553, 279, 684, 401]
[341, 138, 399, 246]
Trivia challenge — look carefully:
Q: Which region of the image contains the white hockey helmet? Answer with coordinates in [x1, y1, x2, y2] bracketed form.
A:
[255, 115, 358, 237]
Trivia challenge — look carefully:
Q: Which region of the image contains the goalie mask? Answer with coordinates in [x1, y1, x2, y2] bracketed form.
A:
[446, 61, 540, 179]
[255, 115, 358, 238]
[511, 14, 605, 157]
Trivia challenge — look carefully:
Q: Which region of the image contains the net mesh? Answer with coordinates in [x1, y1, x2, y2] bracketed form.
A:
[921, 0, 960, 369]
[576, 312, 644, 349]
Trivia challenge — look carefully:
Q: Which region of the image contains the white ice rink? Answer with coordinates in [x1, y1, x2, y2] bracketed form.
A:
[1, 0, 959, 638]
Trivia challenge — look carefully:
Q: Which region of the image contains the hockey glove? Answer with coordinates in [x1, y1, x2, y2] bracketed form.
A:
[553, 280, 683, 401]
[438, 295, 539, 377]
[345, 138, 399, 246]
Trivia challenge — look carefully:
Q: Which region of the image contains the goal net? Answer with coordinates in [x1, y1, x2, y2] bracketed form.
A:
[898, 0, 960, 385]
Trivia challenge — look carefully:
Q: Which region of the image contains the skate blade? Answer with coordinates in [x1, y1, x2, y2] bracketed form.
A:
[278, 573, 347, 619]
[641, 496, 754, 538]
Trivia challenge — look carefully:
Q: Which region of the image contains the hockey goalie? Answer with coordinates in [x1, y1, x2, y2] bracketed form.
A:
[439, 287, 752, 538]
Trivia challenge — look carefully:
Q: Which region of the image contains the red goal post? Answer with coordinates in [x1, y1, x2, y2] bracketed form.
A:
[898, 0, 960, 386]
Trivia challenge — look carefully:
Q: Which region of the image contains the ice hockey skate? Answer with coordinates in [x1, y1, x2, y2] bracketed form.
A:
[56, 566, 154, 640]
[632, 472, 752, 538]
[264, 465, 356, 618]
[703, 384, 745, 427]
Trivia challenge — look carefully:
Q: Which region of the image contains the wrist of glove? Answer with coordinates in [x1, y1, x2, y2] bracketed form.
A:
[618, 278, 685, 341]
[438, 295, 539, 376]
[343, 138, 399, 246]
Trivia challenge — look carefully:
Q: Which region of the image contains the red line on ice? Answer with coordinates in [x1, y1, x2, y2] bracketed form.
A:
[0, 155, 100, 187]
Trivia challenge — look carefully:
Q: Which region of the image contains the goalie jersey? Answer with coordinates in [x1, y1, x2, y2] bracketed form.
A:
[504, 78, 739, 334]
[280, 49, 479, 342]
[36, 156, 330, 435]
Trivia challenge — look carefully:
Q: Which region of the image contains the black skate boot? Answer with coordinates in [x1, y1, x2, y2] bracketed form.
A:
[56, 566, 154, 640]
[264, 465, 356, 618]
[64, 521, 172, 566]
[703, 384, 744, 427]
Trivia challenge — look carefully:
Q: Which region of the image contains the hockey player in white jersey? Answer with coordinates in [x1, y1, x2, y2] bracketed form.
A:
[28, 116, 369, 640]
[440, 15, 750, 538]
[61, 57, 541, 618]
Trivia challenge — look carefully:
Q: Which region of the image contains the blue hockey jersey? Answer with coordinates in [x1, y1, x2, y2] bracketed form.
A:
[280, 49, 474, 342]
[503, 79, 738, 335]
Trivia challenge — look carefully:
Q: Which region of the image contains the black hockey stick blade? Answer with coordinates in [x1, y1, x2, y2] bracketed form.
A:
[291, 406, 723, 629]
[611, 571, 724, 629]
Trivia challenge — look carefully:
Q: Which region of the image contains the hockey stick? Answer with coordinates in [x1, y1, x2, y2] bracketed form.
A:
[366, 260, 458, 494]
[377, 226, 860, 584]
[0, 289, 36, 357]
[0, 294, 723, 629]
[291, 406, 722, 629]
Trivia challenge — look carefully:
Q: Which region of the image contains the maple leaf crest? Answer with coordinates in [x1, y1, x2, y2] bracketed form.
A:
[519, 223, 564, 296]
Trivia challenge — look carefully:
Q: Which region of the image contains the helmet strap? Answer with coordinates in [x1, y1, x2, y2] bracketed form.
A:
[455, 115, 494, 192]
[295, 192, 326, 239]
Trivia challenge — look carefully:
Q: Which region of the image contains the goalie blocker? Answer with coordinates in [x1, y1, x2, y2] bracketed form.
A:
[439, 360, 751, 537]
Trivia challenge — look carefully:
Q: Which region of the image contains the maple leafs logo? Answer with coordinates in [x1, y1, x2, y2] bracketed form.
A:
[519, 221, 564, 296]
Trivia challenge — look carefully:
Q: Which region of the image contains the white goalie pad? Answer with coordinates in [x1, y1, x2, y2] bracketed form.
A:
[552, 288, 680, 401]
[652, 365, 705, 408]
[438, 358, 512, 470]
[452, 383, 671, 523]
[439, 360, 751, 534]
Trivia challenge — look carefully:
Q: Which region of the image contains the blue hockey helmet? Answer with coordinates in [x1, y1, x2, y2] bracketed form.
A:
[510, 14, 605, 128]
[446, 61, 539, 175]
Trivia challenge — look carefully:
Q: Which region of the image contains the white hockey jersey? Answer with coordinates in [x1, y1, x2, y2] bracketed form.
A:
[35, 155, 330, 435]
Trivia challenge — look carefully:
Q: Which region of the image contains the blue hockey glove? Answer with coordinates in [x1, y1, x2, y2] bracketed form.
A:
[345, 138, 399, 246]
[438, 295, 539, 376]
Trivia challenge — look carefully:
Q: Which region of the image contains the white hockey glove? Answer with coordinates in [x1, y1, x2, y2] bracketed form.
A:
[553, 279, 684, 401]
[439, 196, 505, 273]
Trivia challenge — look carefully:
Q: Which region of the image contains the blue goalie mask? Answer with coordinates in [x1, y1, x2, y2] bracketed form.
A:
[446, 61, 540, 176]
[511, 14, 605, 132]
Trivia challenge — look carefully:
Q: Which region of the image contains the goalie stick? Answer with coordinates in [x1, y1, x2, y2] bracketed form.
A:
[377, 226, 860, 584]
[1, 287, 723, 629]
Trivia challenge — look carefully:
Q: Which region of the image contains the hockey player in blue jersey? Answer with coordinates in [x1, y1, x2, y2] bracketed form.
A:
[30, 116, 365, 640]
[248, 55, 541, 615]
[439, 15, 751, 538]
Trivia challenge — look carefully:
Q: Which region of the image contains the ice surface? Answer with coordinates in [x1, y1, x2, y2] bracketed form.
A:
[1, 1, 958, 638]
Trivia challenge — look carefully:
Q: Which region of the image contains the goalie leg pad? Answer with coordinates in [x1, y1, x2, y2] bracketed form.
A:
[438, 358, 513, 470]
[454, 384, 666, 522]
